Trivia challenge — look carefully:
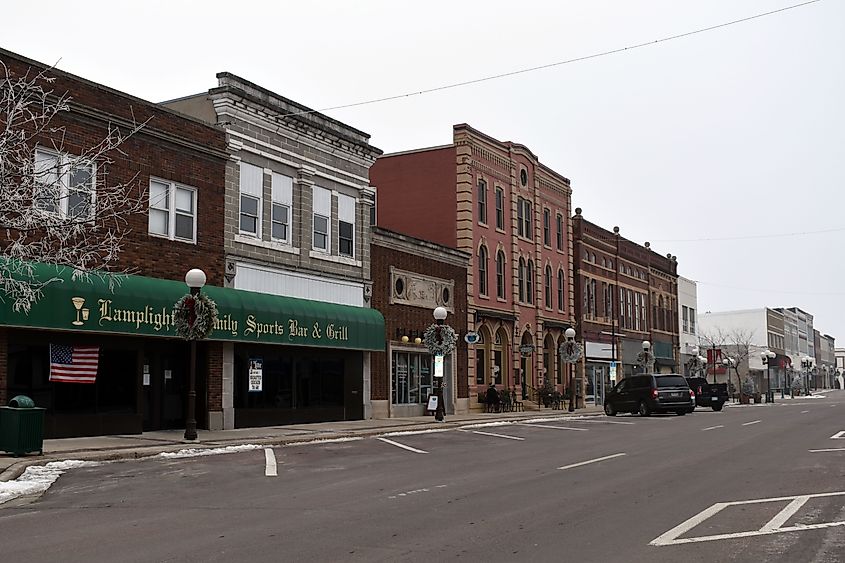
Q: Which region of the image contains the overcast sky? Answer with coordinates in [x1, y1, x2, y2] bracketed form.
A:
[4, 1, 843, 342]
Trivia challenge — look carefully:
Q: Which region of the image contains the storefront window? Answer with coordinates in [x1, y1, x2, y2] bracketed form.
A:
[392, 351, 433, 405]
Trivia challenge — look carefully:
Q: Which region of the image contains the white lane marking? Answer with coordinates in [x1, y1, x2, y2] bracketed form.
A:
[760, 496, 809, 531]
[702, 425, 724, 431]
[264, 448, 277, 477]
[809, 447, 845, 453]
[651, 491, 845, 546]
[461, 429, 525, 441]
[801, 410, 810, 414]
[742, 420, 761, 426]
[519, 423, 588, 432]
[376, 437, 429, 454]
[387, 484, 447, 500]
[558, 453, 626, 470]
[829, 431, 845, 439]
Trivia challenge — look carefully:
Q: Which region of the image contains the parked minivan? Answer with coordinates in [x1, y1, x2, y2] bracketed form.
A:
[604, 374, 695, 416]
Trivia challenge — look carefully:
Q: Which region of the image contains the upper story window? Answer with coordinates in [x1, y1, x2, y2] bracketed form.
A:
[689, 307, 696, 334]
[34, 149, 95, 220]
[526, 259, 534, 304]
[557, 268, 565, 311]
[478, 245, 488, 296]
[543, 208, 551, 246]
[271, 172, 293, 244]
[496, 250, 506, 299]
[149, 178, 197, 243]
[477, 179, 488, 225]
[682, 306, 689, 332]
[239, 162, 263, 237]
[518, 258, 526, 303]
[556, 213, 563, 250]
[495, 187, 504, 230]
[517, 198, 531, 238]
[338, 193, 356, 258]
[312, 185, 331, 253]
[544, 265, 552, 309]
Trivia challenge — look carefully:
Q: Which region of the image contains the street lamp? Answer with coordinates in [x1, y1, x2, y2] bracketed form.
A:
[686, 346, 707, 377]
[761, 349, 776, 403]
[800, 356, 814, 397]
[640, 340, 655, 374]
[722, 357, 736, 402]
[432, 306, 448, 422]
[183, 268, 206, 441]
[564, 328, 577, 412]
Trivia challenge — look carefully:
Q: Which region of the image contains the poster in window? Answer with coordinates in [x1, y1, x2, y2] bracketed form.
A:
[249, 358, 263, 392]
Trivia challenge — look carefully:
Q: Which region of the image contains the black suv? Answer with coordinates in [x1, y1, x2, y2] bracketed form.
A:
[604, 374, 695, 416]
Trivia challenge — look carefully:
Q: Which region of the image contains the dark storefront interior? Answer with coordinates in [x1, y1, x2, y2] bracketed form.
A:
[6, 330, 207, 438]
[233, 345, 363, 427]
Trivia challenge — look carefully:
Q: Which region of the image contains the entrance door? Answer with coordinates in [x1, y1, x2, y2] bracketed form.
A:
[142, 347, 188, 431]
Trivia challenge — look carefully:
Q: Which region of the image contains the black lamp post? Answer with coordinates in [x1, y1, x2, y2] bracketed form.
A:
[184, 268, 206, 441]
[801, 356, 814, 397]
[722, 357, 736, 402]
[432, 306, 448, 422]
[761, 349, 775, 403]
[565, 328, 577, 412]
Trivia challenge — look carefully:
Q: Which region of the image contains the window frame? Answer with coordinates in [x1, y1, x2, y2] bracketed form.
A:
[557, 269, 565, 311]
[556, 213, 563, 250]
[544, 265, 552, 309]
[477, 178, 488, 225]
[496, 250, 506, 299]
[148, 177, 198, 243]
[33, 148, 96, 221]
[238, 163, 264, 238]
[478, 245, 489, 297]
[543, 208, 551, 247]
[495, 187, 504, 230]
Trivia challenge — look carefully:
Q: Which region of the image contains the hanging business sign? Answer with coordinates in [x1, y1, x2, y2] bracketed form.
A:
[248, 358, 263, 392]
[464, 332, 479, 345]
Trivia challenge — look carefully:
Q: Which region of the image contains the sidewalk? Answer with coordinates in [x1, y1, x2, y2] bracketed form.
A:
[0, 406, 603, 481]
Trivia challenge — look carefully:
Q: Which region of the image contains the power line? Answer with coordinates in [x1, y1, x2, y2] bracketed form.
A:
[695, 280, 845, 297]
[280, 0, 822, 119]
[651, 226, 845, 243]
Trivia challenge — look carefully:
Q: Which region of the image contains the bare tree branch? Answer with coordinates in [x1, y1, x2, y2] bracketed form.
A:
[0, 59, 148, 313]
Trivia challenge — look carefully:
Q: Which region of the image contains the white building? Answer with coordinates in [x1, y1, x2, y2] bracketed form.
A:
[677, 276, 698, 373]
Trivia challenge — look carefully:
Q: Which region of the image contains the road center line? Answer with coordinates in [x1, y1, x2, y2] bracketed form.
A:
[558, 453, 626, 470]
[760, 496, 809, 531]
[519, 423, 588, 432]
[461, 429, 525, 441]
[801, 410, 810, 414]
[809, 447, 845, 453]
[702, 425, 724, 431]
[264, 448, 277, 477]
[377, 437, 429, 454]
[742, 420, 761, 426]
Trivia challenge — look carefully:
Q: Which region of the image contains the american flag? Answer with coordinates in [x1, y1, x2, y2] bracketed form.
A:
[49, 344, 99, 384]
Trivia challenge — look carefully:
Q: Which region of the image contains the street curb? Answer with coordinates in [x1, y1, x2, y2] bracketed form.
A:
[0, 410, 604, 482]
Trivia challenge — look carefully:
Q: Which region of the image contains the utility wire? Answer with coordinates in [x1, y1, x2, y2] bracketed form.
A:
[651, 226, 845, 243]
[695, 280, 845, 297]
[280, 0, 822, 119]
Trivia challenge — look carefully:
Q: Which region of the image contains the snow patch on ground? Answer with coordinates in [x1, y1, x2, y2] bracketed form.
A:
[0, 460, 100, 505]
[380, 429, 452, 437]
[159, 444, 263, 458]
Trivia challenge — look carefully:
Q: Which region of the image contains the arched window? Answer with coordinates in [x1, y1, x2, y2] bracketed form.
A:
[518, 258, 526, 303]
[496, 250, 506, 299]
[544, 265, 552, 308]
[526, 260, 534, 304]
[557, 268, 565, 310]
[478, 245, 488, 296]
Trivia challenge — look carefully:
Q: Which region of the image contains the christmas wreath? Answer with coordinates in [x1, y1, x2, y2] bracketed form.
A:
[423, 323, 457, 356]
[636, 350, 655, 368]
[174, 292, 218, 340]
[559, 341, 583, 364]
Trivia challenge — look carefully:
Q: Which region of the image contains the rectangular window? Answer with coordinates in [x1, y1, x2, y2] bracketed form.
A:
[682, 306, 689, 333]
[556, 213, 563, 250]
[271, 173, 293, 243]
[523, 200, 532, 238]
[312, 186, 331, 252]
[477, 179, 487, 224]
[148, 178, 197, 242]
[495, 187, 504, 229]
[34, 149, 95, 220]
[517, 198, 524, 237]
[338, 193, 355, 257]
[689, 308, 696, 334]
[476, 348, 486, 385]
[239, 163, 263, 237]
[543, 208, 551, 246]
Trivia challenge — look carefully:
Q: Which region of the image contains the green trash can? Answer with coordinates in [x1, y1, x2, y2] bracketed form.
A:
[0, 395, 46, 456]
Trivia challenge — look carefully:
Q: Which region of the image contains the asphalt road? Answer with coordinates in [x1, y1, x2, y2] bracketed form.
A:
[2, 391, 844, 563]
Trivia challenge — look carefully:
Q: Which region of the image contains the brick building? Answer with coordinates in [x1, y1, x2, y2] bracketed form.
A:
[370, 228, 469, 417]
[370, 124, 575, 409]
[0, 48, 228, 437]
[572, 209, 679, 395]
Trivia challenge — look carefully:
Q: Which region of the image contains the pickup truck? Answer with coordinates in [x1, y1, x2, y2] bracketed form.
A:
[686, 377, 729, 411]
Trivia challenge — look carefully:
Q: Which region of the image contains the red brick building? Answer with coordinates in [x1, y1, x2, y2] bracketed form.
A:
[371, 124, 575, 409]
[370, 228, 469, 416]
[0, 48, 227, 437]
[572, 208, 679, 398]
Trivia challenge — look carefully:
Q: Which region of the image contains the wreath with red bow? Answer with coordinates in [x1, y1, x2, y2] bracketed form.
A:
[174, 292, 218, 340]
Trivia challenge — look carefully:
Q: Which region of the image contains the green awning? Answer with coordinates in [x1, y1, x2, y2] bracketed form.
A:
[0, 263, 385, 351]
